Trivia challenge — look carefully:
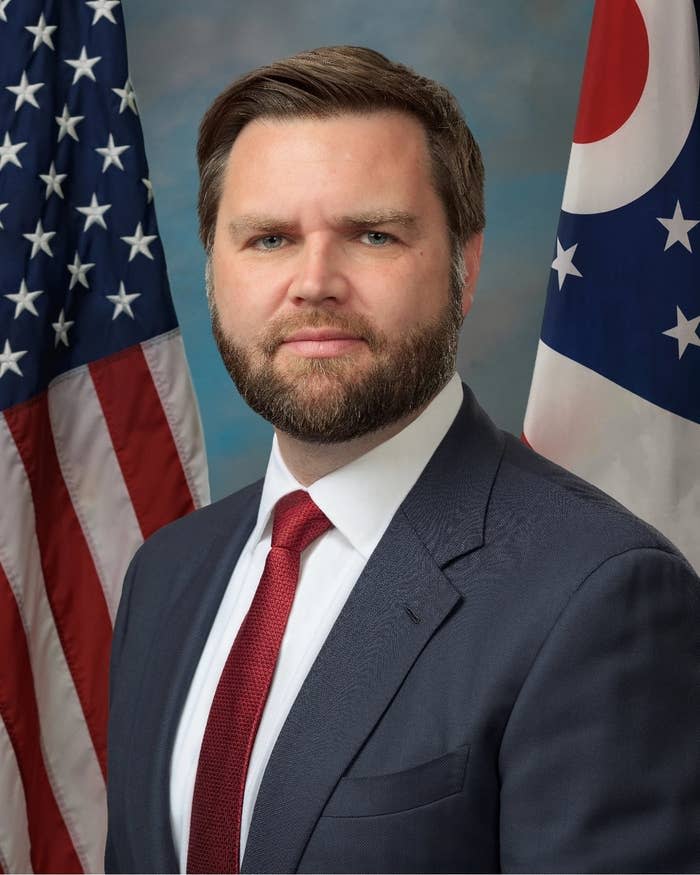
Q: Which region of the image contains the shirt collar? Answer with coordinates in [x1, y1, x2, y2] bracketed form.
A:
[251, 373, 463, 559]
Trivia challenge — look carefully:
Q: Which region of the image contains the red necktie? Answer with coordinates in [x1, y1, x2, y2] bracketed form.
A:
[187, 490, 333, 874]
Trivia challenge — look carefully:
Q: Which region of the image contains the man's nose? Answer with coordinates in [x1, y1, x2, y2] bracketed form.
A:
[287, 238, 350, 305]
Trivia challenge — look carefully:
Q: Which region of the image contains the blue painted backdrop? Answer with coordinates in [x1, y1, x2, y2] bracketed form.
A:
[122, 1, 594, 500]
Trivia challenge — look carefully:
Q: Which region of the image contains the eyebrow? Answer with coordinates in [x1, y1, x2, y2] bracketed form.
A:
[226, 209, 419, 238]
[227, 215, 296, 238]
[336, 210, 419, 231]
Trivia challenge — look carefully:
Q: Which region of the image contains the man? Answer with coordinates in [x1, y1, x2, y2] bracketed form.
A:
[106, 47, 700, 873]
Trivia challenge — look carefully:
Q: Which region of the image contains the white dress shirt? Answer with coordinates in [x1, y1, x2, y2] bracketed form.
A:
[170, 373, 463, 871]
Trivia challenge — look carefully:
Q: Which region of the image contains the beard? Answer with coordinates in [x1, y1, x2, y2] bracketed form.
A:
[210, 286, 462, 444]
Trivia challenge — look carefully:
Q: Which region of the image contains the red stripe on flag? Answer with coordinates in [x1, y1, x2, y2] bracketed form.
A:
[90, 344, 195, 539]
[4, 396, 112, 779]
[0, 562, 82, 873]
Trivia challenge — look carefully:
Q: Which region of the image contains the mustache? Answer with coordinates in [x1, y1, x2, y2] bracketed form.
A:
[259, 310, 386, 355]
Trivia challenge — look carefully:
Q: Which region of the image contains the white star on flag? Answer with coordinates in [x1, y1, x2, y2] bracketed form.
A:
[0, 339, 27, 378]
[52, 309, 74, 347]
[142, 177, 153, 203]
[4, 279, 44, 318]
[112, 78, 137, 114]
[6, 71, 44, 110]
[662, 306, 700, 359]
[107, 281, 140, 319]
[121, 222, 157, 260]
[657, 201, 699, 253]
[39, 162, 67, 199]
[0, 203, 7, 228]
[86, 0, 120, 24]
[0, 132, 27, 170]
[76, 193, 111, 231]
[55, 104, 84, 142]
[65, 46, 101, 84]
[25, 13, 57, 52]
[67, 252, 95, 289]
[0, 0, 11, 23]
[551, 238, 583, 290]
[23, 219, 55, 258]
[96, 133, 130, 172]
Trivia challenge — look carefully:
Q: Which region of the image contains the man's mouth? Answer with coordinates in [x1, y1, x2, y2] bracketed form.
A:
[280, 327, 366, 358]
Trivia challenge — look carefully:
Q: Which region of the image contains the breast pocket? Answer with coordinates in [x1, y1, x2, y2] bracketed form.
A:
[323, 743, 470, 817]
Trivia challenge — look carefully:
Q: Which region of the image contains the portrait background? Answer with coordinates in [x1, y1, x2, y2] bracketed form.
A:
[122, 0, 594, 500]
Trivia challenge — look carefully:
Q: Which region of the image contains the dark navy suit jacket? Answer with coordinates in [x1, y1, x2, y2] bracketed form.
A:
[106, 385, 700, 873]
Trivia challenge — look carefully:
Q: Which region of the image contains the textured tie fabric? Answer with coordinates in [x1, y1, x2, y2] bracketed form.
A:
[187, 490, 333, 874]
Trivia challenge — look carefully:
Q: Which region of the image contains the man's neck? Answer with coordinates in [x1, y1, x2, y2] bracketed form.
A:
[275, 406, 428, 486]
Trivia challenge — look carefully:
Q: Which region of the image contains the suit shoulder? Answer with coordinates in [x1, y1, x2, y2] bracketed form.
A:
[134, 477, 263, 565]
[492, 431, 690, 570]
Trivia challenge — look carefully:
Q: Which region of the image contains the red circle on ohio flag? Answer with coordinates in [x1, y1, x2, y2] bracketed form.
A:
[574, 0, 649, 144]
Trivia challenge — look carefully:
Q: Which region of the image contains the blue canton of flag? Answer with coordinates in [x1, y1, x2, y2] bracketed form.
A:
[542, 86, 700, 426]
[0, 0, 177, 409]
[525, 0, 699, 570]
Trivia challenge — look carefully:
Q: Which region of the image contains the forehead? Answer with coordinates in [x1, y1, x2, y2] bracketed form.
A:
[220, 111, 439, 213]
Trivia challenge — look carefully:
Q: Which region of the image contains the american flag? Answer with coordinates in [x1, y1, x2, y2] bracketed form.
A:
[524, 0, 699, 572]
[0, 1, 209, 871]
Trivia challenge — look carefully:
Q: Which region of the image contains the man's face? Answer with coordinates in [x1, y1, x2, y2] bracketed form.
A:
[209, 110, 481, 442]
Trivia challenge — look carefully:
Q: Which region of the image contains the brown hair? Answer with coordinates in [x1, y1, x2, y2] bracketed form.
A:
[197, 45, 485, 254]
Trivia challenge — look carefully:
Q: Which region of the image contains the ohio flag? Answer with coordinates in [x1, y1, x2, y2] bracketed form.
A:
[0, 1, 209, 871]
[524, 0, 699, 571]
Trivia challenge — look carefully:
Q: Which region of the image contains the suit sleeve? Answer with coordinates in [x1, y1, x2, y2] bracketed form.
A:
[104, 547, 140, 874]
[498, 547, 700, 873]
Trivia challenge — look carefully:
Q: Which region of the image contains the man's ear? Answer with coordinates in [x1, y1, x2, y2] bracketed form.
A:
[460, 232, 484, 318]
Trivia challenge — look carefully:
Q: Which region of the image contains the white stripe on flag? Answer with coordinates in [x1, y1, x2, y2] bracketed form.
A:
[0, 416, 107, 873]
[142, 328, 211, 508]
[48, 367, 144, 623]
[0, 716, 32, 875]
[524, 340, 700, 570]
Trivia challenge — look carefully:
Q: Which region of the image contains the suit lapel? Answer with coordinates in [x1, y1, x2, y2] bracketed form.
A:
[125, 485, 262, 872]
[242, 513, 461, 873]
[242, 385, 505, 873]
[401, 383, 505, 565]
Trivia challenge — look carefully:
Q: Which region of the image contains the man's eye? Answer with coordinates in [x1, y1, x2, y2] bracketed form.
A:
[362, 231, 393, 246]
[253, 235, 285, 250]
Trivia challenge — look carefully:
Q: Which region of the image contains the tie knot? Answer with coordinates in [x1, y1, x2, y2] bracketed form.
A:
[271, 490, 332, 553]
